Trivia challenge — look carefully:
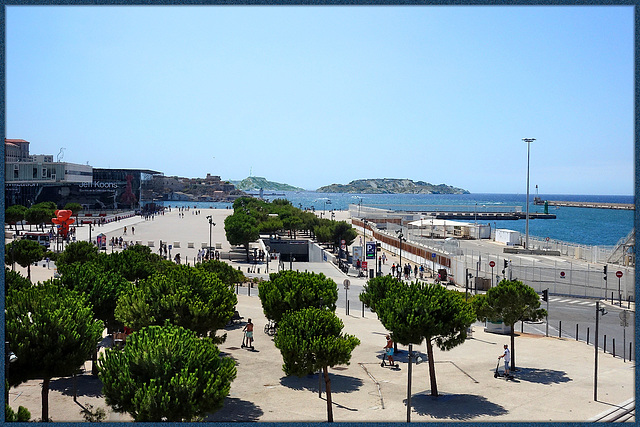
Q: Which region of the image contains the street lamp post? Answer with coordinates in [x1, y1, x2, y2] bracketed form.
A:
[522, 138, 536, 250]
[396, 230, 405, 280]
[206, 215, 215, 257]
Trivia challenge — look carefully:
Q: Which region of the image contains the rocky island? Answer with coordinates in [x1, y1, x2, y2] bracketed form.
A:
[316, 178, 469, 194]
[231, 176, 304, 192]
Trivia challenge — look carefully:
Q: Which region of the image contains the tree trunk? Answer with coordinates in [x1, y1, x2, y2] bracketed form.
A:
[510, 324, 516, 371]
[426, 339, 438, 396]
[27, 264, 32, 280]
[42, 377, 50, 422]
[323, 366, 333, 422]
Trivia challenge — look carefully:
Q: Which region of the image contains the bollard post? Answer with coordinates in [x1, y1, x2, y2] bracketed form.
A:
[236, 283, 239, 294]
[628, 296, 631, 309]
[521, 321, 524, 333]
[613, 339, 616, 357]
[630, 342, 633, 361]
[576, 324, 578, 341]
[362, 301, 365, 318]
[559, 321, 562, 338]
[604, 335, 607, 353]
[611, 292, 614, 304]
[587, 327, 590, 345]
[248, 283, 251, 297]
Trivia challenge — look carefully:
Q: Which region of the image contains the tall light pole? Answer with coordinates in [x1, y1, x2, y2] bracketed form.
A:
[522, 138, 535, 250]
[206, 215, 215, 255]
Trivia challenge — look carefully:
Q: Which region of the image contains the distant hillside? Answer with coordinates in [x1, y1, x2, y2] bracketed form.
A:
[316, 178, 469, 194]
[231, 176, 304, 192]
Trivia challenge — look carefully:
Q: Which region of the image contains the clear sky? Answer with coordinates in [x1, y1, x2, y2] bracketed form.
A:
[6, 5, 634, 195]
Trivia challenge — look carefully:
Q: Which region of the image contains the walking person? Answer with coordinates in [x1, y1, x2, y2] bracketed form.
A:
[498, 344, 511, 376]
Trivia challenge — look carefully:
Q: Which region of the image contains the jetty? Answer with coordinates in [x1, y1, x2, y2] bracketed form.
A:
[534, 198, 634, 210]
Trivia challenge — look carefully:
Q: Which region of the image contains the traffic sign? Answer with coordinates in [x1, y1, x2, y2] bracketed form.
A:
[361, 261, 368, 270]
[489, 261, 495, 268]
[431, 253, 436, 258]
[343, 279, 350, 290]
[616, 271, 623, 278]
[546, 237, 550, 242]
[560, 271, 565, 278]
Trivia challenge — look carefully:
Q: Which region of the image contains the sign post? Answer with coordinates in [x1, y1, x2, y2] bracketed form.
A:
[620, 310, 629, 362]
[431, 252, 436, 277]
[489, 261, 495, 287]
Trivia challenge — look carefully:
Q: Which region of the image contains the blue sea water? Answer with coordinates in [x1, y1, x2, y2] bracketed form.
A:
[163, 192, 634, 247]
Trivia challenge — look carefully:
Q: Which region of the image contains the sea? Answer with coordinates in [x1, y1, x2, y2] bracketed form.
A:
[161, 192, 635, 248]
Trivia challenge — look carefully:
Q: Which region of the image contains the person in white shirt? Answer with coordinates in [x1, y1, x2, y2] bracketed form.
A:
[498, 344, 511, 375]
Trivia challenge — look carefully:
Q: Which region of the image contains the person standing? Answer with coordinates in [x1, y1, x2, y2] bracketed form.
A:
[384, 334, 395, 366]
[498, 344, 511, 376]
[243, 319, 254, 349]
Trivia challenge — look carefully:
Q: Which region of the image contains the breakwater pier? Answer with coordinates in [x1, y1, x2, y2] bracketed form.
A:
[534, 199, 634, 210]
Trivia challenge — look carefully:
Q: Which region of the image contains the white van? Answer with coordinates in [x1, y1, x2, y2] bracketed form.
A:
[22, 232, 51, 248]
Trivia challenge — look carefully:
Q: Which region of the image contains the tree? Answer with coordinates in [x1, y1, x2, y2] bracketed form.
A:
[63, 202, 83, 216]
[197, 259, 246, 286]
[58, 262, 130, 332]
[274, 307, 360, 423]
[282, 215, 303, 239]
[94, 245, 170, 282]
[5, 205, 27, 230]
[332, 221, 357, 256]
[55, 240, 99, 268]
[4, 268, 32, 295]
[25, 202, 57, 230]
[472, 279, 547, 371]
[114, 265, 237, 337]
[5, 239, 45, 280]
[98, 324, 236, 422]
[224, 210, 260, 262]
[258, 270, 338, 323]
[360, 281, 475, 396]
[5, 281, 104, 421]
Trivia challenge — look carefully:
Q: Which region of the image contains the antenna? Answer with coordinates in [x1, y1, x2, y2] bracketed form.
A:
[57, 147, 65, 162]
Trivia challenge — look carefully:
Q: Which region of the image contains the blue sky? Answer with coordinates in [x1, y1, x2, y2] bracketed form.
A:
[6, 5, 634, 195]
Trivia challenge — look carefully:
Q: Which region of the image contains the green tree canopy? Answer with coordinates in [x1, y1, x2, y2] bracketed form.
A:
[114, 265, 237, 337]
[360, 281, 475, 396]
[25, 202, 57, 229]
[5, 239, 46, 280]
[4, 268, 32, 295]
[472, 279, 547, 370]
[93, 245, 171, 282]
[224, 210, 260, 262]
[274, 307, 360, 423]
[58, 262, 130, 332]
[5, 204, 27, 229]
[98, 324, 236, 422]
[197, 259, 245, 286]
[258, 270, 338, 323]
[6, 281, 104, 421]
[332, 221, 357, 254]
[55, 240, 99, 268]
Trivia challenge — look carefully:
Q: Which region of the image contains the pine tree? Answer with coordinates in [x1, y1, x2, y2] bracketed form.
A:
[99, 324, 236, 422]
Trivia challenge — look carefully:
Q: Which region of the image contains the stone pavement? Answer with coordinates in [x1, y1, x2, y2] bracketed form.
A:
[5, 207, 635, 422]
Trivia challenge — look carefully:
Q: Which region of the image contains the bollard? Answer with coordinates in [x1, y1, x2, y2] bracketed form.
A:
[521, 321, 524, 333]
[236, 284, 239, 294]
[604, 335, 607, 353]
[559, 321, 562, 338]
[630, 342, 633, 361]
[613, 339, 616, 357]
[576, 324, 578, 341]
[362, 301, 365, 318]
[611, 292, 614, 304]
[587, 327, 590, 345]
[248, 284, 251, 297]
[628, 296, 631, 309]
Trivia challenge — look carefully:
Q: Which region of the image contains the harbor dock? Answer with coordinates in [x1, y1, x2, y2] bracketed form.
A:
[534, 199, 634, 210]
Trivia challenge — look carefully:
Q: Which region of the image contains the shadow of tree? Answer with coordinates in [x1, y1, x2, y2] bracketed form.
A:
[410, 393, 508, 420]
[204, 397, 264, 422]
[280, 372, 364, 394]
[50, 373, 104, 398]
[509, 367, 572, 385]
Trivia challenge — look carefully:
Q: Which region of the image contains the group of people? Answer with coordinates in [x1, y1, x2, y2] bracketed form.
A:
[197, 248, 220, 263]
[390, 263, 422, 280]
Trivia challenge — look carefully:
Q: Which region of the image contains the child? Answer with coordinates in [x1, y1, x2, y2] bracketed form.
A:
[243, 318, 254, 349]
